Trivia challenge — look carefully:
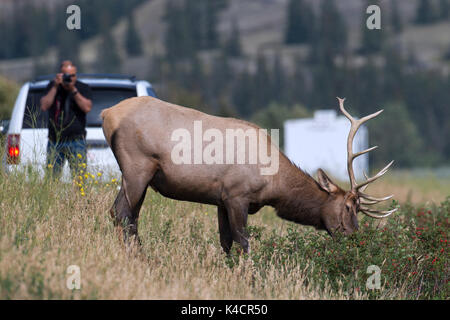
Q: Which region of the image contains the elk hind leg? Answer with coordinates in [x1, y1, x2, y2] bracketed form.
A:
[111, 164, 156, 245]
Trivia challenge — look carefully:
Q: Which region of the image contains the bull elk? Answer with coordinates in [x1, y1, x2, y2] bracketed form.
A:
[101, 96, 396, 253]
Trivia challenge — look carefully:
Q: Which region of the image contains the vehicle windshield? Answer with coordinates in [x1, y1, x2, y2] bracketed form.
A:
[23, 86, 138, 129]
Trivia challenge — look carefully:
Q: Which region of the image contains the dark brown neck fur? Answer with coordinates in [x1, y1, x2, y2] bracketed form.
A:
[271, 159, 329, 229]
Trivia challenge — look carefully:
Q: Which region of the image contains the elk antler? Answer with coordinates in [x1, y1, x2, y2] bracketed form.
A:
[337, 97, 398, 219]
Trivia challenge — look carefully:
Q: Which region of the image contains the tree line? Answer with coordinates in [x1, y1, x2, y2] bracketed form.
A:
[154, 0, 450, 169]
[0, 0, 448, 168]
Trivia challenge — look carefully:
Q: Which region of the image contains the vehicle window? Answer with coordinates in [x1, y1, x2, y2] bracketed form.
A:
[23, 88, 48, 129]
[146, 87, 157, 97]
[23, 86, 137, 128]
[87, 87, 137, 127]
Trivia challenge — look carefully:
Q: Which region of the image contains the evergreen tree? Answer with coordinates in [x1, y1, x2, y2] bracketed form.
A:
[288, 55, 308, 105]
[56, 29, 82, 71]
[232, 69, 253, 117]
[390, 0, 403, 34]
[176, 0, 223, 52]
[0, 0, 145, 59]
[0, 18, 14, 59]
[355, 57, 383, 114]
[203, 0, 221, 49]
[369, 102, 424, 168]
[164, 0, 196, 62]
[439, 0, 450, 20]
[284, 0, 315, 44]
[253, 54, 272, 112]
[224, 19, 243, 57]
[209, 54, 231, 97]
[25, 6, 51, 57]
[206, 54, 235, 114]
[271, 53, 286, 104]
[96, 14, 121, 73]
[415, 0, 437, 24]
[77, 0, 145, 41]
[310, 62, 337, 108]
[311, 0, 348, 63]
[10, 3, 30, 58]
[125, 14, 143, 57]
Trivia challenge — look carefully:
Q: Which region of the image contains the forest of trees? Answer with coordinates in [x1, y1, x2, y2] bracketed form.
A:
[0, 0, 145, 72]
[154, 0, 450, 169]
[0, 0, 449, 169]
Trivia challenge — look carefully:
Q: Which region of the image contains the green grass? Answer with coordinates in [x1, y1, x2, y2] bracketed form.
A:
[0, 166, 448, 299]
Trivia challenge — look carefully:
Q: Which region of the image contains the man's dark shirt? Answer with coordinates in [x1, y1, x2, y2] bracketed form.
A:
[44, 80, 92, 142]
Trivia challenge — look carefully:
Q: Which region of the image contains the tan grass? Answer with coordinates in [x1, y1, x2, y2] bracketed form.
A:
[0, 169, 447, 299]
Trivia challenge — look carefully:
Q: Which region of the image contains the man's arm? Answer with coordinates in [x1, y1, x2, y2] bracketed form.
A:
[71, 88, 92, 113]
[40, 87, 57, 111]
[40, 76, 61, 111]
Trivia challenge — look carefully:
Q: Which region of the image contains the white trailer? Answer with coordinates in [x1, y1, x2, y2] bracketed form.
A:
[284, 110, 369, 182]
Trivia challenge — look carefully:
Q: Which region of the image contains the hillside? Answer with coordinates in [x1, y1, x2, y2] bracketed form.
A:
[0, 0, 449, 81]
[93, 0, 450, 74]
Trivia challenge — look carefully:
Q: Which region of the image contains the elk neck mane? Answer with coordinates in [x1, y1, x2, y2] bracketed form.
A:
[272, 159, 329, 229]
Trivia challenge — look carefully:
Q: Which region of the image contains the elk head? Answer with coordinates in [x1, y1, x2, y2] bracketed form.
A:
[318, 97, 397, 236]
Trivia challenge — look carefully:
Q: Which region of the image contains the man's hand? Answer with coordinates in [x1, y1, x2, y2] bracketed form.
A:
[54, 73, 63, 88]
[62, 75, 76, 92]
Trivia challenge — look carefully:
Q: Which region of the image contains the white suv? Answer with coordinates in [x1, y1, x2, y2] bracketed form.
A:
[3, 74, 156, 180]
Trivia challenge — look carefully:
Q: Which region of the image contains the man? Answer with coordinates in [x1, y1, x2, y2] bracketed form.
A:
[40, 60, 92, 178]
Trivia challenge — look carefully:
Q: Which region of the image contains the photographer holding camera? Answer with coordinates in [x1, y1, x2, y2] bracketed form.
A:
[40, 60, 92, 178]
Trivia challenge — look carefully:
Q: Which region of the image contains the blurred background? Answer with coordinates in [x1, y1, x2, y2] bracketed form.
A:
[0, 0, 449, 171]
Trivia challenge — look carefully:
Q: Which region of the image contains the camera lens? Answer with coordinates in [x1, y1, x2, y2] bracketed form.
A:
[63, 74, 72, 83]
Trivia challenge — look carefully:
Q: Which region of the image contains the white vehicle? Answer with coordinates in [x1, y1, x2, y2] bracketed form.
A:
[3, 74, 156, 180]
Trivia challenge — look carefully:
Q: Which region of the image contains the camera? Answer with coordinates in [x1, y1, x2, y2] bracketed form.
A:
[63, 73, 74, 83]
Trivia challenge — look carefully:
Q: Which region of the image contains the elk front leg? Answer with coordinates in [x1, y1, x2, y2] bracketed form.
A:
[224, 199, 250, 254]
[218, 205, 233, 254]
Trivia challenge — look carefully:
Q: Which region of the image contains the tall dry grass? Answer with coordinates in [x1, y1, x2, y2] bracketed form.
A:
[0, 165, 448, 299]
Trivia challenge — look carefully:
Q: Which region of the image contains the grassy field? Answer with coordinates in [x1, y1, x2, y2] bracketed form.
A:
[0, 166, 448, 300]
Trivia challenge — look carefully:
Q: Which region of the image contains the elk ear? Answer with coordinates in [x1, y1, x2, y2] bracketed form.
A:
[317, 169, 339, 194]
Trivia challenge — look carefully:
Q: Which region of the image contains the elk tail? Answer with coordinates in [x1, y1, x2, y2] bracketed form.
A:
[100, 108, 110, 121]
